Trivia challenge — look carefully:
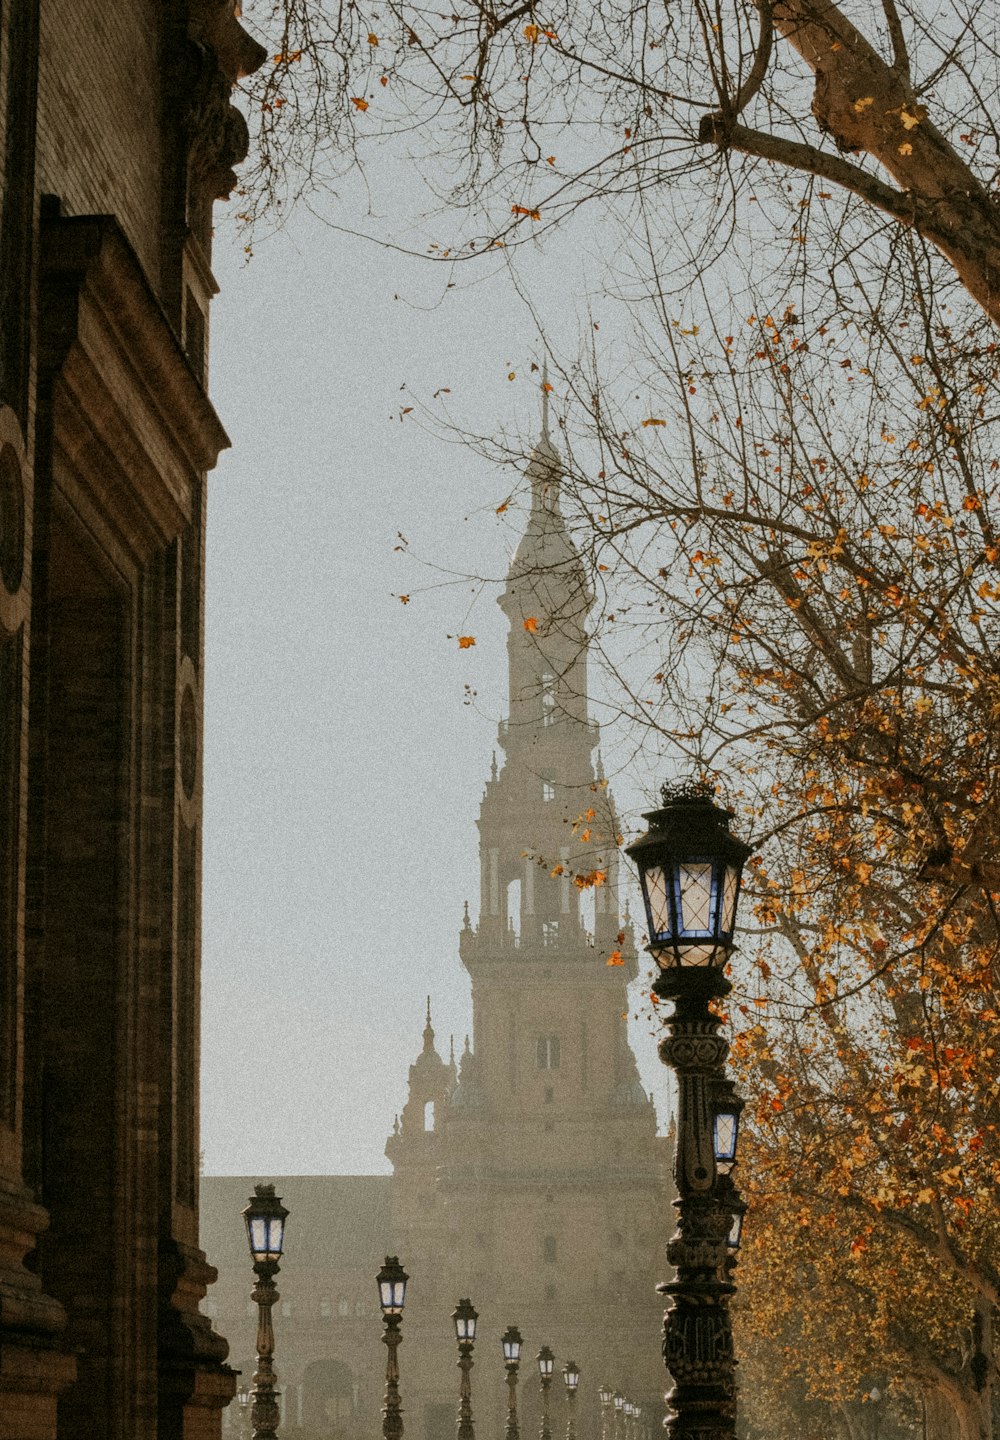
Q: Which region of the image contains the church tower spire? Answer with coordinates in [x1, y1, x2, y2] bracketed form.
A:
[463, 415, 629, 964]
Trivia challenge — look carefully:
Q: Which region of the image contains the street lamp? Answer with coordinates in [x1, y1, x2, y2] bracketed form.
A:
[598, 1386, 613, 1440]
[453, 1299, 478, 1440]
[502, 1326, 523, 1440]
[537, 1347, 555, 1440]
[626, 780, 751, 1440]
[236, 1387, 253, 1440]
[612, 1391, 625, 1440]
[241, 1184, 289, 1440]
[562, 1362, 580, 1440]
[377, 1256, 409, 1440]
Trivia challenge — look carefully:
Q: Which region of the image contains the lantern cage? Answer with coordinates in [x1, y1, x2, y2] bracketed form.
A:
[502, 1325, 523, 1364]
[537, 1347, 555, 1379]
[242, 1183, 288, 1267]
[712, 1107, 740, 1173]
[625, 781, 751, 969]
[453, 1297, 478, 1345]
[377, 1255, 409, 1315]
[563, 1361, 580, 1392]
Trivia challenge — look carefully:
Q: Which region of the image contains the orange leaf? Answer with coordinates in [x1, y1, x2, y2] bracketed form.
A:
[523, 23, 539, 41]
[642, 417, 666, 427]
[511, 204, 542, 220]
[606, 950, 624, 967]
[457, 636, 476, 649]
[367, 31, 379, 45]
[351, 96, 369, 111]
[523, 616, 538, 633]
[399, 595, 410, 605]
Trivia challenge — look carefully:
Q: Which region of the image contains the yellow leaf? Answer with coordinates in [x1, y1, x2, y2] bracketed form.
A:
[523, 23, 539, 41]
[507, 371, 516, 380]
[457, 636, 476, 649]
[351, 96, 369, 111]
[641, 418, 666, 427]
[899, 142, 913, 155]
[853, 96, 874, 111]
[367, 31, 379, 45]
[523, 616, 539, 633]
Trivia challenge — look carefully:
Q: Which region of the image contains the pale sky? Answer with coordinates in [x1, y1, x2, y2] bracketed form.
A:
[200, 168, 673, 1176]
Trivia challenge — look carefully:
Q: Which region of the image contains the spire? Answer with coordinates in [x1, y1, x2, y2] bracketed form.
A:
[423, 997, 435, 1054]
[462, 899, 471, 930]
[490, 751, 498, 781]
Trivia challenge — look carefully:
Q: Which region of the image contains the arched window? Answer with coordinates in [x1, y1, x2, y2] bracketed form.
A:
[506, 877, 521, 940]
[338, 1297, 351, 1317]
[543, 1235, 557, 1263]
[542, 780, 556, 802]
[423, 1099, 435, 1131]
[542, 919, 558, 948]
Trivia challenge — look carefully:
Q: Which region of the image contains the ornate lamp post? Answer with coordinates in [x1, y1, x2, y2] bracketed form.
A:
[562, 1362, 580, 1440]
[537, 1347, 555, 1440]
[241, 1183, 289, 1440]
[502, 1326, 523, 1440]
[453, 1298, 479, 1440]
[377, 1256, 409, 1440]
[627, 780, 751, 1440]
[612, 1391, 625, 1440]
[598, 1386, 613, 1440]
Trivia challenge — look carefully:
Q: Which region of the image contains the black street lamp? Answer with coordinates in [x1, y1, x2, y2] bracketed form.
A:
[598, 1386, 613, 1440]
[453, 1299, 479, 1440]
[502, 1326, 523, 1440]
[537, 1347, 555, 1440]
[377, 1256, 409, 1440]
[241, 1184, 289, 1440]
[612, 1391, 625, 1440]
[626, 780, 751, 1440]
[562, 1362, 580, 1440]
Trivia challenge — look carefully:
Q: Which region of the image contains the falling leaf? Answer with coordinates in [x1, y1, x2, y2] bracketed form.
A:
[511, 204, 542, 220]
[351, 96, 369, 111]
[607, 951, 624, 967]
[457, 636, 476, 649]
[546, 155, 556, 165]
[399, 595, 410, 605]
[523, 23, 539, 41]
[642, 418, 666, 427]
[508, 371, 516, 380]
[367, 31, 379, 45]
[523, 616, 539, 633]
[543, 381, 554, 393]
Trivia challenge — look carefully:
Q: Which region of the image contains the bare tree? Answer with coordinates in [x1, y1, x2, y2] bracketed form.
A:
[243, 0, 1000, 320]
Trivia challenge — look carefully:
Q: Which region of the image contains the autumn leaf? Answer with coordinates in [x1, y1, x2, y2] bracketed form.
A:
[367, 32, 379, 45]
[457, 636, 476, 649]
[523, 616, 539, 632]
[399, 595, 410, 605]
[511, 204, 542, 220]
[642, 417, 666, 427]
[606, 950, 624, 967]
[350, 96, 369, 111]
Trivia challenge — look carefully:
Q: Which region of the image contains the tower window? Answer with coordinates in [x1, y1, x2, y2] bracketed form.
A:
[541, 671, 556, 725]
[542, 780, 556, 801]
[543, 1235, 557, 1263]
[423, 1099, 435, 1131]
[537, 1035, 561, 1069]
[542, 919, 558, 948]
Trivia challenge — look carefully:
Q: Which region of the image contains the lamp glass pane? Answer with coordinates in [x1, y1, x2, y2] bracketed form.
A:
[380, 1277, 405, 1313]
[249, 1216, 268, 1257]
[681, 941, 718, 966]
[713, 1111, 738, 1164]
[722, 865, 740, 933]
[644, 865, 671, 938]
[503, 1337, 521, 1362]
[267, 1215, 284, 1257]
[676, 861, 714, 934]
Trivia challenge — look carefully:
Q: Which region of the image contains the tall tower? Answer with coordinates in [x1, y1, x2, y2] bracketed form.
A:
[388, 416, 669, 1440]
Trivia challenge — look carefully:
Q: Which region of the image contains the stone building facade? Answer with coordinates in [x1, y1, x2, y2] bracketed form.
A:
[201, 423, 671, 1440]
[0, 3, 263, 1436]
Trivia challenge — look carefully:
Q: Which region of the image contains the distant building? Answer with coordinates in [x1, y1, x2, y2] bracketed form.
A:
[0, 2, 263, 1436]
[202, 416, 671, 1440]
